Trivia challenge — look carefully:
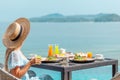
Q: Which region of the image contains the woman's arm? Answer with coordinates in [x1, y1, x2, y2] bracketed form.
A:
[10, 58, 41, 78]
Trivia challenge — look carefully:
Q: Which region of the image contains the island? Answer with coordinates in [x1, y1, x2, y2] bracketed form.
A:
[29, 13, 120, 22]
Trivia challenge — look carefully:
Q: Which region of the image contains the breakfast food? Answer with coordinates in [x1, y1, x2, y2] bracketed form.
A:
[54, 53, 66, 58]
[74, 52, 88, 61]
[46, 56, 58, 61]
[35, 55, 42, 60]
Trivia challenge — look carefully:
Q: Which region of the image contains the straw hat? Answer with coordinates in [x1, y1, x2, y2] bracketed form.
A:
[2, 18, 30, 48]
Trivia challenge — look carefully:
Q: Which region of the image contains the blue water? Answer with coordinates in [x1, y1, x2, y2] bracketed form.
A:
[30, 66, 114, 80]
[0, 22, 120, 80]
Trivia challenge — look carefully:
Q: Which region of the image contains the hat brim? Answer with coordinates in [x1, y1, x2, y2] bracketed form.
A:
[3, 18, 30, 48]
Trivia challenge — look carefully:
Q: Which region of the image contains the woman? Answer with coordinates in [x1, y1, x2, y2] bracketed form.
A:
[2, 18, 52, 80]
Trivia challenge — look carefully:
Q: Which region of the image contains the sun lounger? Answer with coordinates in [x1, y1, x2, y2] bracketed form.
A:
[0, 63, 53, 80]
[0, 68, 21, 80]
[0, 63, 4, 69]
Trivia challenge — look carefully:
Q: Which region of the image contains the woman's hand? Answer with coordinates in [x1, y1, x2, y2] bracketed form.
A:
[30, 57, 41, 65]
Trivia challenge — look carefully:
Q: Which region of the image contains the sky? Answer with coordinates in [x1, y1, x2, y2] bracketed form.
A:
[0, 0, 120, 22]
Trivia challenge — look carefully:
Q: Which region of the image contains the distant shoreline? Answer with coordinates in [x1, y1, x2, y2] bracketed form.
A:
[29, 13, 120, 22]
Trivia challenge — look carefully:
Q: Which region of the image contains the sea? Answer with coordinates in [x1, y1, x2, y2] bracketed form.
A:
[0, 22, 120, 80]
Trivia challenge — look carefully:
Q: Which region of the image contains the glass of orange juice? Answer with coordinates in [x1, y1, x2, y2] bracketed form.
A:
[87, 52, 93, 58]
[48, 44, 53, 57]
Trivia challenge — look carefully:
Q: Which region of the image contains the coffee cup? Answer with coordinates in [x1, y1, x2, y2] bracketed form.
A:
[95, 54, 104, 60]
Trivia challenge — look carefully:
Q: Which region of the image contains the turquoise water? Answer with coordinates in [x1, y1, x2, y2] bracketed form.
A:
[30, 66, 112, 80]
[31, 66, 120, 80]
[0, 22, 120, 80]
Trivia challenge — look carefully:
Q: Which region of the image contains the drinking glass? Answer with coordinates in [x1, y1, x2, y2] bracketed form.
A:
[60, 54, 69, 66]
[48, 44, 53, 57]
[27, 53, 36, 60]
[87, 52, 93, 58]
[54, 44, 60, 54]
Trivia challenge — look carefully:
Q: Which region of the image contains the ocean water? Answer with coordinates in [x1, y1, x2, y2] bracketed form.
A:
[0, 22, 120, 80]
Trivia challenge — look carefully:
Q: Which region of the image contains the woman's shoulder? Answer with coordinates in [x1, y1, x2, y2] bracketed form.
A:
[10, 50, 22, 57]
[12, 50, 21, 54]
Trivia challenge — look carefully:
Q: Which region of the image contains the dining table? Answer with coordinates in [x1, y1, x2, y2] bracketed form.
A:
[32, 58, 118, 80]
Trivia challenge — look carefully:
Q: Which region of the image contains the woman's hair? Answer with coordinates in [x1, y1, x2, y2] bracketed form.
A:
[5, 48, 15, 72]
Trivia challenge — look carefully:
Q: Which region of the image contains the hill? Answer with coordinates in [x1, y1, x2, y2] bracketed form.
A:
[29, 13, 120, 22]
